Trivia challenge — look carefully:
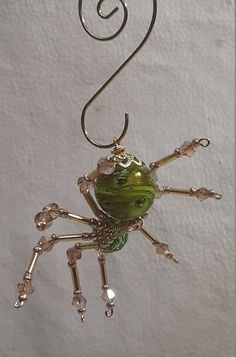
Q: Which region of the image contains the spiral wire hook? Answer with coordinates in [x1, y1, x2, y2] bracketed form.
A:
[79, 0, 128, 41]
[78, 0, 158, 148]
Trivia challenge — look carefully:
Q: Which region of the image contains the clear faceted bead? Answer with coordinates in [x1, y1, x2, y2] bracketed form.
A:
[101, 288, 115, 304]
[195, 187, 211, 201]
[78, 176, 94, 194]
[179, 141, 195, 157]
[72, 294, 87, 311]
[97, 157, 116, 175]
[43, 203, 59, 218]
[155, 243, 169, 256]
[34, 212, 53, 231]
[17, 282, 34, 295]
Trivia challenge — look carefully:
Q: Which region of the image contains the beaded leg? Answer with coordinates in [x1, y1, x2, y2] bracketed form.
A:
[34, 203, 93, 231]
[149, 138, 210, 171]
[67, 242, 98, 322]
[14, 233, 92, 308]
[156, 186, 222, 200]
[139, 227, 179, 264]
[97, 251, 115, 317]
[78, 169, 104, 217]
[77, 153, 123, 218]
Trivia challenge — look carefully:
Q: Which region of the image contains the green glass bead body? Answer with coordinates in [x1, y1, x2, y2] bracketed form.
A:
[95, 158, 156, 220]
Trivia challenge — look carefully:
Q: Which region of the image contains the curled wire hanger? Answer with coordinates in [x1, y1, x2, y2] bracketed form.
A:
[79, 0, 158, 149]
[79, 0, 128, 41]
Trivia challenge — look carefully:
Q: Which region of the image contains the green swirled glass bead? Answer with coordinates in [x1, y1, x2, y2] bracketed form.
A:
[95, 158, 156, 220]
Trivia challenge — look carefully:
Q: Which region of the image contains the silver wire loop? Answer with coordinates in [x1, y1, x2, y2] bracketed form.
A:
[199, 138, 210, 147]
[80, 313, 85, 323]
[213, 192, 222, 200]
[79, 0, 128, 41]
[14, 299, 25, 308]
[105, 307, 114, 318]
[79, 0, 158, 149]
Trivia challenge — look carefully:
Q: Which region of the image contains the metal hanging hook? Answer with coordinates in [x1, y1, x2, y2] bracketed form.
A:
[79, 0, 158, 149]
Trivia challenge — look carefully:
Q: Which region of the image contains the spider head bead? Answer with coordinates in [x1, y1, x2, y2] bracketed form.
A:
[95, 154, 157, 220]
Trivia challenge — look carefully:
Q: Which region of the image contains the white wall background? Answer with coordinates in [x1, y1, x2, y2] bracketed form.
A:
[0, 1, 234, 356]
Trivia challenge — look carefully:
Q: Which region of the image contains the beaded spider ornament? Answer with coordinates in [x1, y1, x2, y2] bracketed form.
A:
[14, 1, 222, 322]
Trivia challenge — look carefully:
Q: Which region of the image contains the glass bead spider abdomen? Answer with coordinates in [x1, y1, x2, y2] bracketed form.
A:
[14, 138, 222, 321]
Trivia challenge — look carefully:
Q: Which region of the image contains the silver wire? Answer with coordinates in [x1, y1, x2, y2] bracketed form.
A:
[78, 0, 128, 41]
[79, 0, 158, 149]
